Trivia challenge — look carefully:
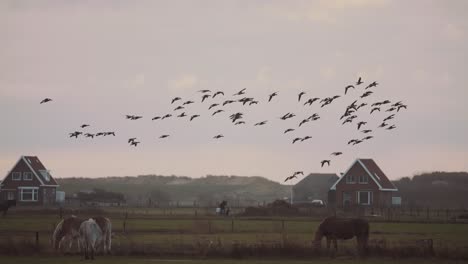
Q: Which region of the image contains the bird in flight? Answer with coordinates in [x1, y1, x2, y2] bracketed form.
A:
[159, 135, 170, 139]
[177, 112, 187, 118]
[128, 138, 137, 143]
[213, 134, 224, 139]
[69, 131, 82, 138]
[233, 88, 246, 96]
[321, 160, 331, 167]
[383, 114, 395, 122]
[208, 103, 218, 110]
[80, 124, 90, 128]
[174, 106, 184, 111]
[198, 89, 211, 93]
[201, 94, 211, 103]
[152, 116, 161, 121]
[298, 92, 306, 102]
[162, 114, 172, 120]
[84, 133, 94, 138]
[104, 132, 115, 136]
[284, 128, 295, 134]
[304, 97, 320, 106]
[362, 136, 374, 140]
[378, 122, 388, 128]
[357, 121, 367, 130]
[370, 107, 380, 114]
[212, 109, 224, 116]
[361, 129, 373, 134]
[301, 136, 312, 141]
[254, 121, 267, 126]
[235, 121, 245, 125]
[365, 81, 378, 89]
[292, 137, 302, 144]
[268, 92, 278, 102]
[183, 100, 194, 105]
[356, 77, 363, 85]
[360, 91, 373, 98]
[213, 91, 224, 98]
[190, 114, 200, 121]
[284, 175, 297, 182]
[345, 85, 354, 95]
[223, 100, 235, 106]
[331, 152, 342, 156]
[130, 141, 140, 147]
[40, 98, 52, 104]
[171, 97, 181, 104]
[386, 125, 396, 130]
[293, 171, 304, 177]
[230, 112, 243, 123]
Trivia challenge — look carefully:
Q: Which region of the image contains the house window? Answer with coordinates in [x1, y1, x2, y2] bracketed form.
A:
[359, 175, 368, 184]
[23, 172, 33, 181]
[357, 191, 373, 205]
[20, 188, 38, 202]
[7, 192, 15, 200]
[12, 172, 21, 181]
[39, 170, 50, 182]
[346, 175, 355, 184]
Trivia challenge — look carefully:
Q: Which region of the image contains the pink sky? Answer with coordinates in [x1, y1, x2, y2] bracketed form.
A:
[1, 1, 467, 184]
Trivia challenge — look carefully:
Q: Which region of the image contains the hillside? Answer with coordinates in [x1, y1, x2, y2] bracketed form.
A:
[394, 172, 468, 208]
[56, 174, 290, 206]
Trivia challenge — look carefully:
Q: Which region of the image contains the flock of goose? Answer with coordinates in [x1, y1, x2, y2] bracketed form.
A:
[40, 76, 407, 182]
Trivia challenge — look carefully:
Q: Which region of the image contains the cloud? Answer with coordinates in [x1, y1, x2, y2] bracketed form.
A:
[168, 74, 198, 92]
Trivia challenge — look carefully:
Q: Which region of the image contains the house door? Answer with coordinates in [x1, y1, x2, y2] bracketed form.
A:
[7, 191, 15, 200]
[43, 189, 48, 205]
[343, 191, 351, 207]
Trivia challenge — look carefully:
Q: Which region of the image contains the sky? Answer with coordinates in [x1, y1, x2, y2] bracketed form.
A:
[1, 0, 468, 184]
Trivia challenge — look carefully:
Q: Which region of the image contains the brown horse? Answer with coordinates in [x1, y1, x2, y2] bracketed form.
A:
[314, 216, 369, 255]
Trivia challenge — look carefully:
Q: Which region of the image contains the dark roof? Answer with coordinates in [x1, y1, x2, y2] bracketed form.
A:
[330, 158, 397, 191]
[359, 159, 397, 190]
[293, 173, 339, 191]
[22, 156, 59, 186]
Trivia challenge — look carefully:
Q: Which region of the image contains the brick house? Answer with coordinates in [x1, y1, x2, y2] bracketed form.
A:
[329, 159, 400, 207]
[0, 156, 59, 206]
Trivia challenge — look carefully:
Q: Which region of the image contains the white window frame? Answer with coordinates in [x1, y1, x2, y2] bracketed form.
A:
[357, 191, 373, 205]
[7, 191, 15, 200]
[346, 175, 355, 184]
[12, 172, 21, 181]
[358, 175, 368, 184]
[19, 187, 39, 202]
[23, 172, 33, 181]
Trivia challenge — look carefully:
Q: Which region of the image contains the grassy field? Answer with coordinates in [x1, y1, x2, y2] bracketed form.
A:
[1, 209, 468, 260]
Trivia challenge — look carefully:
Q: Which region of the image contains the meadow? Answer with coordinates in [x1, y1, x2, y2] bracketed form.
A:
[1, 207, 468, 262]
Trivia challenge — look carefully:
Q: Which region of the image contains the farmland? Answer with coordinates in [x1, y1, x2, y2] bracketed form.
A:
[1, 207, 468, 262]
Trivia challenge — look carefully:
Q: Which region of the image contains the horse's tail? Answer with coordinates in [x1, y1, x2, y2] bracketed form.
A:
[52, 219, 65, 250]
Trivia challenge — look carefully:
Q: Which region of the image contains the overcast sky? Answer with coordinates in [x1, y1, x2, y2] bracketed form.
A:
[1, 0, 467, 184]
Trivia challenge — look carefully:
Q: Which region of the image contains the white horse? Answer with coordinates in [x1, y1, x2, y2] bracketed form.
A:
[52, 215, 112, 254]
[79, 218, 103, 260]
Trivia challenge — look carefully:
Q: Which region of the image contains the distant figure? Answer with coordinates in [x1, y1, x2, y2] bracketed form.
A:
[218, 200, 228, 215]
[0, 199, 16, 217]
[314, 216, 369, 256]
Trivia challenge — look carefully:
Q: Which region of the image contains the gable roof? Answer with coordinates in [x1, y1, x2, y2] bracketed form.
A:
[1, 156, 59, 187]
[293, 173, 339, 191]
[330, 158, 397, 191]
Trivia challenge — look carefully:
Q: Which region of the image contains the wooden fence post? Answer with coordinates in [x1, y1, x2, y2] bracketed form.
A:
[35, 232, 39, 248]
